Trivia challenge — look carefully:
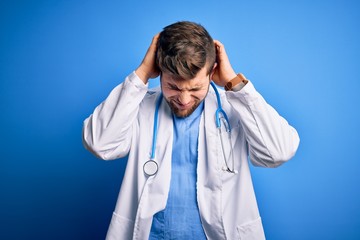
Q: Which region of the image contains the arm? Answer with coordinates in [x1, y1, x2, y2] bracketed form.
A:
[82, 34, 160, 160]
[212, 40, 300, 167]
[227, 82, 300, 167]
[82, 73, 147, 160]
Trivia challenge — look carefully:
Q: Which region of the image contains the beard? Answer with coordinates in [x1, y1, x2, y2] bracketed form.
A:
[165, 98, 202, 118]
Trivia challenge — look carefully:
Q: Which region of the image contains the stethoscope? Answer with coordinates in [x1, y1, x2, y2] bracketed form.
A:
[143, 82, 235, 176]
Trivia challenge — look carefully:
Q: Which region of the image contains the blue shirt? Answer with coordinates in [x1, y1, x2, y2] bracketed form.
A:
[149, 101, 207, 240]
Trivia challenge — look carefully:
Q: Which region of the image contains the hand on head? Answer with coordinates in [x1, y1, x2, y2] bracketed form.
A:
[211, 40, 237, 87]
[136, 30, 237, 87]
[135, 33, 161, 84]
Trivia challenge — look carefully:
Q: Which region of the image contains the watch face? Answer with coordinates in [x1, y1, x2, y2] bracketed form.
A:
[225, 82, 233, 91]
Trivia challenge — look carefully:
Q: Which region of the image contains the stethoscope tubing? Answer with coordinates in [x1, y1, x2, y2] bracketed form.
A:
[210, 82, 231, 131]
[150, 92, 163, 160]
[145, 82, 234, 176]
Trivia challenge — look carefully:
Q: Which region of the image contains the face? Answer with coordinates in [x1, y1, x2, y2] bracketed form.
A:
[161, 66, 212, 118]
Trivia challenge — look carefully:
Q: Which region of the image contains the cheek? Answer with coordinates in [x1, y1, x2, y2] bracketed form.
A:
[195, 90, 208, 100]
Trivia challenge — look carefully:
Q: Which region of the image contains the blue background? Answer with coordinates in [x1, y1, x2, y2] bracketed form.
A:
[1, 0, 359, 239]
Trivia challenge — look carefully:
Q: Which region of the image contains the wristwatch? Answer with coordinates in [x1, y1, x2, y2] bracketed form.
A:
[224, 73, 248, 91]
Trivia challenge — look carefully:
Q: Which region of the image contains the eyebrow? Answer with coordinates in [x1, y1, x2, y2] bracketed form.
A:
[167, 83, 203, 91]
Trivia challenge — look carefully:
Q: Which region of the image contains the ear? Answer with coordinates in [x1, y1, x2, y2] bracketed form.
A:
[210, 62, 218, 79]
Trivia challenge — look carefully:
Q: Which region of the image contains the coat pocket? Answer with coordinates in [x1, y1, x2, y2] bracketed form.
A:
[236, 217, 265, 240]
[106, 212, 135, 240]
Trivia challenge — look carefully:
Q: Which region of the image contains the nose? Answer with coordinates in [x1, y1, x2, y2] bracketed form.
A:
[178, 91, 191, 105]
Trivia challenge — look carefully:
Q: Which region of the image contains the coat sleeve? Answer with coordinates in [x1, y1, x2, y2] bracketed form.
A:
[226, 81, 300, 168]
[82, 71, 148, 160]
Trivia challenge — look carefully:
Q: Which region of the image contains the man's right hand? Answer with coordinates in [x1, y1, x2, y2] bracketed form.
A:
[135, 33, 160, 84]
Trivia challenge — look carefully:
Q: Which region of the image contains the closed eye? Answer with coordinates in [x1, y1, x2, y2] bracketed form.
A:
[168, 84, 181, 91]
[167, 83, 204, 92]
[190, 87, 202, 92]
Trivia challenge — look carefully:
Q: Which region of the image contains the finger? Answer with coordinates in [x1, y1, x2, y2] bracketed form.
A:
[213, 40, 223, 52]
[214, 43, 225, 64]
[152, 33, 160, 44]
[213, 39, 222, 46]
[150, 33, 160, 48]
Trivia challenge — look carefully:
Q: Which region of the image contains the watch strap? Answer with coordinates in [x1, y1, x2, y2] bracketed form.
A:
[224, 73, 248, 91]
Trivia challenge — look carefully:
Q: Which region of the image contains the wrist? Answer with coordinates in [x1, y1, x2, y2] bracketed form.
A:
[224, 72, 237, 83]
[135, 66, 149, 84]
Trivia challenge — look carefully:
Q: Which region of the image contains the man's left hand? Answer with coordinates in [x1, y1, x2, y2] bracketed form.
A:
[211, 40, 237, 87]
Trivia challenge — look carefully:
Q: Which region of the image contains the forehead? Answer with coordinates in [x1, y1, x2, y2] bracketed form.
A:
[161, 67, 209, 87]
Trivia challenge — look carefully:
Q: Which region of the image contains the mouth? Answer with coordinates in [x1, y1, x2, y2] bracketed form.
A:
[165, 97, 201, 118]
[172, 101, 192, 110]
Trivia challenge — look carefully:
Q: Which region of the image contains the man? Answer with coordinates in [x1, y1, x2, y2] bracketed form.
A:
[83, 21, 300, 240]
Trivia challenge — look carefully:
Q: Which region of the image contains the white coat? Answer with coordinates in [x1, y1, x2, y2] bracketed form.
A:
[83, 72, 300, 240]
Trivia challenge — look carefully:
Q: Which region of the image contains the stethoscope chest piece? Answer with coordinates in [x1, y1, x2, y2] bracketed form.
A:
[143, 160, 158, 176]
